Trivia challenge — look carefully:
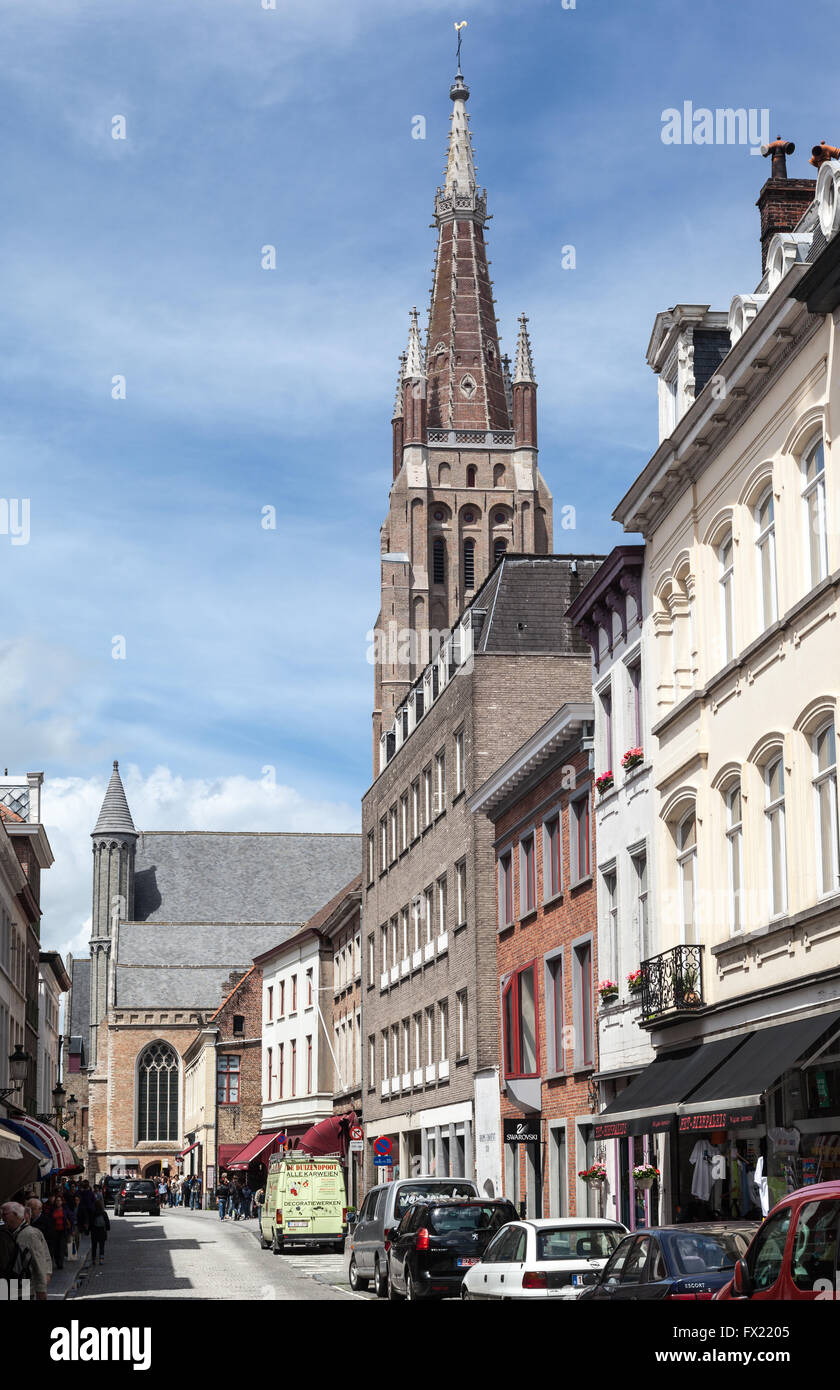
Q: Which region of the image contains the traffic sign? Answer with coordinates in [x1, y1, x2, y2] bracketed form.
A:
[349, 1124, 363, 1142]
[349, 1140, 364, 1154]
[373, 1136, 392, 1158]
[373, 1155, 393, 1167]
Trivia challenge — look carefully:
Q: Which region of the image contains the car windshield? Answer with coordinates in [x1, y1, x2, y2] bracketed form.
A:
[394, 1183, 476, 1218]
[425, 1204, 513, 1235]
[537, 1227, 623, 1261]
[127, 1181, 155, 1193]
[669, 1231, 742, 1273]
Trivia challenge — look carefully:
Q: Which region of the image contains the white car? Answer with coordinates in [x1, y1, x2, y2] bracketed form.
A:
[461, 1217, 628, 1300]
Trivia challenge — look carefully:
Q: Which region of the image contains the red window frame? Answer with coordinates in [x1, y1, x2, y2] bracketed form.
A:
[575, 796, 591, 879]
[545, 815, 561, 898]
[520, 833, 536, 914]
[217, 1054, 240, 1104]
[279, 980, 285, 1016]
[267, 985, 273, 1021]
[548, 955, 564, 1071]
[575, 941, 594, 1068]
[306, 970, 313, 1007]
[306, 1036, 313, 1092]
[266, 1047, 272, 1101]
[501, 961, 540, 1079]
[278, 1042, 284, 1098]
[290, 1040, 297, 1097]
[291, 975, 297, 1012]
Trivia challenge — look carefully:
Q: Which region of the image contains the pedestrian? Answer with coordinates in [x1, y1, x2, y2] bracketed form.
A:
[25, 1195, 54, 1249]
[191, 1176, 202, 1210]
[254, 1185, 265, 1226]
[48, 1193, 70, 1270]
[215, 1175, 229, 1221]
[181, 1177, 190, 1208]
[241, 1182, 253, 1220]
[1, 1201, 52, 1300]
[89, 1197, 111, 1265]
[77, 1181, 95, 1238]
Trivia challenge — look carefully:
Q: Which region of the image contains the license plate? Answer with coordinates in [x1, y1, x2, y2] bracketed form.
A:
[572, 1275, 585, 1286]
[287, 1221, 308, 1229]
[457, 1258, 479, 1267]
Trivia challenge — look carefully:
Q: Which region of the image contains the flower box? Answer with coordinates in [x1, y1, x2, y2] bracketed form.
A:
[595, 771, 614, 795]
[633, 1164, 660, 1190]
[579, 1163, 607, 1186]
[621, 747, 644, 772]
[626, 970, 643, 994]
[598, 979, 618, 1004]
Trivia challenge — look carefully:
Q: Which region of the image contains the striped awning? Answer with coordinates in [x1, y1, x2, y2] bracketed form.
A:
[2, 1115, 78, 1174]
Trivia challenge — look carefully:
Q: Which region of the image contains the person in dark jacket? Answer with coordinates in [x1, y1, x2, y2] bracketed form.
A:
[89, 1197, 111, 1265]
[77, 1182, 96, 1237]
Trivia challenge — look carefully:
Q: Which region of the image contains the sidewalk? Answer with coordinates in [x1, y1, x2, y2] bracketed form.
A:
[168, 1204, 264, 1245]
[48, 1234, 92, 1300]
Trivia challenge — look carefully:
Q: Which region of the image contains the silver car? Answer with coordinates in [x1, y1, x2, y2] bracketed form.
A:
[347, 1175, 480, 1296]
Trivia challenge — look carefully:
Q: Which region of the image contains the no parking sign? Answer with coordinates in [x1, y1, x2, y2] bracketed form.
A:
[373, 1136, 393, 1167]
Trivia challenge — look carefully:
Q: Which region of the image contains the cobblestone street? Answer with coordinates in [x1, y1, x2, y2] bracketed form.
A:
[67, 1207, 374, 1302]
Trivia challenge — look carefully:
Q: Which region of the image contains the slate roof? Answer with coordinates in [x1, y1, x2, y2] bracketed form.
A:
[132, 831, 361, 925]
[68, 957, 90, 1039]
[115, 922, 303, 1008]
[476, 555, 605, 655]
[92, 762, 137, 837]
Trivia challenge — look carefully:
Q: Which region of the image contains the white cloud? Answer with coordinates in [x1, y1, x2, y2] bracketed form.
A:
[39, 765, 360, 960]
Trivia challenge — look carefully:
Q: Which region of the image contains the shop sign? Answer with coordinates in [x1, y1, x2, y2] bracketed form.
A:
[678, 1107, 760, 1133]
[503, 1117, 541, 1144]
[593, 1114, 674, 1140]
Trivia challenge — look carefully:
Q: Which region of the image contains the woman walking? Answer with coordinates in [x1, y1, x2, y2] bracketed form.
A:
[89, 1197, 111, 1265]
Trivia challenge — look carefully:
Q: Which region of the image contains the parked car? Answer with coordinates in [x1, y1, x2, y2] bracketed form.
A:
[347, 1175, 480, 1296]
[579, 1223, 757, 1302]
[715, 1180, 840, 1301]
[259, 1153, 347, 1253]
[100, 1175, 124, 1208]
[386, 1197, 520, 1301]
[461, 1217, 627, 1300]
[113, 1179, 161, 1217]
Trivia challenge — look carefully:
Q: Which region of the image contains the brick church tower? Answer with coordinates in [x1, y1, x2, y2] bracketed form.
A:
[372, 61, 554, 760]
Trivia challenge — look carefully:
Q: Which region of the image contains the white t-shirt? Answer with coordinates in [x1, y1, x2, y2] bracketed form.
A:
[689, 1139, 714, 1201]
[769, 1126, 800, 1154]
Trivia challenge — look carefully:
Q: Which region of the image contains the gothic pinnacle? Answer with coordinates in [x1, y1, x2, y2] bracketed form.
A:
[513, 313, 536, 385]
[404, 307, 425, 379]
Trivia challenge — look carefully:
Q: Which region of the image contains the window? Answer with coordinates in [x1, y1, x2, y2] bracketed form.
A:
[137, 1042, 179, 1142]
[279, 979, 285, 1016]
[455, 727, 465, 795]
[368, 1035, 375, 1089]
[632, 850, 650, 962]
[435, 750, 446, 811]
[266, 1048, 272, 1101]
[543, 814, 561, 901]
[392, 1023, 400, 1075]
[456, 990, 468, 1057]
[233, 1014, 245, 1036]
[290, 1039, 297, 1097]
[380, 922, 388, 971]
[765, 755, 787, 917]
[746, 1206, 792, 1292]
[436, 875, 447, 935]
[306, 1036, 313, 1092]
[628, 658, 643, 747]
[519, 833, 536, 916]
[267, 986, 273, 1021]
[277, 1041, 284, 1097]
[423, 766, 433, 826]
[463, 538, 475, 591]
[466, 464, 477, 487]
[400, 906, 409, 959]
[424, 886, 434, 944]
[400, 793, 409, 852]
[217, 1054, 240, 1104]
[790, 1198, 840, 1291]
[572, 941, 594, 1069]
[677, 811, 698, 944]
[306, 968, 313, 1007]
[726, 783, 743, 932]
[291, 974, 298, 1012]
[389, 805, 398, 862]
[572, 795, 591, 882]
[814, 724, 840, 897]
[413, 1013, 421, 1068]
[755, 488, 778, 628]
[546, 953, 565, 1073]
[802, 439, 828, 587]
[380, 816, 387, 869]
[603, 870, 618, 982]
[390, 915, 398, 967]
[425, 1007, 435, 1066]
[493, 537, 507, 565]
[433, 537, 446, 585]
[439, 1000, 448, 1062]
[367, 830, 375, 884]
[502, 962, 539, 1078]
[455, 859, 467, 925]
[382, 1029, 389, 1079]
[601, 685, 613, 772]
[411, 779, 420, 839]
[498, 851, 514, 928]
[718, 530, 735, 665]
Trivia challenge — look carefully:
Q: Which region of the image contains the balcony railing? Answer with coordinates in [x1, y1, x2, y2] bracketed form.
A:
[639, 945, 704, 1019]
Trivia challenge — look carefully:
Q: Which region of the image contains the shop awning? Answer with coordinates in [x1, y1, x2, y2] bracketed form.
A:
[178, 1142, 199, 1158]
[678, 1010, 840, 1131]
[225, 1131, 285, 1171]
[292, 1112, 357, 1159]
[0, 1123, 43, 1200]
[593, 1036, 746, 1139]
[2, 1115, 78, 1174]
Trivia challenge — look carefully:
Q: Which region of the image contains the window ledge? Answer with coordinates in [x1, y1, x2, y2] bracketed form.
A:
[453, 920, 468, 936]
[434, 809, 447, 823]
[455, 1053, 469, 1067]
[497, 920, 515, 936]
[519, 908, 538, 925]
[452, 789, 466, 806]
[710, 889, 840, 955]
[542, 891, 563, 910]
[570, 875, 593, 891]
[399, 848, 409, 860]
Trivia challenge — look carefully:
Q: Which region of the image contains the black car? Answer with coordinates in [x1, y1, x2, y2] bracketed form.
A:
[386, 1198, 520, 1301]
[578, 1224, 758, 1302]
[101, 1175, 124, 1208]
[113, 1179, 161, 1217]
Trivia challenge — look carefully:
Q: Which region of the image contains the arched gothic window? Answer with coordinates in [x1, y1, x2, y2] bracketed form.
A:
[137, 1041, 179, 1142]
[433, 537, 446, 585]
[493, 537, 507, 565]
[463, 538, 476, 591]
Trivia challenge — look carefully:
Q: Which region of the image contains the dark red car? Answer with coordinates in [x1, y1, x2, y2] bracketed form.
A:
[715, 1180, 840, 1301]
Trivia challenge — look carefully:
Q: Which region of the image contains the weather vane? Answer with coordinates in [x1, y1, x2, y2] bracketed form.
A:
[454, 20, 467, 70]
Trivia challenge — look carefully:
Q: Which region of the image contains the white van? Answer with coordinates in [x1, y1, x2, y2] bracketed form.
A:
[259, 1153, 348, 1253]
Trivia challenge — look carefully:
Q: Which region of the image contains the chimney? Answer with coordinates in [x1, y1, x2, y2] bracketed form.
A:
[756, 137, 816, 273]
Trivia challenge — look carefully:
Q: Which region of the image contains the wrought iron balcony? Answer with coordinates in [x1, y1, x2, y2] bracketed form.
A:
[638, 945, 704, 1020]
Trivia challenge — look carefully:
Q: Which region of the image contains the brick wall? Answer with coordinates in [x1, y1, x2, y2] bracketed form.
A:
[215, 967, 263, 1166]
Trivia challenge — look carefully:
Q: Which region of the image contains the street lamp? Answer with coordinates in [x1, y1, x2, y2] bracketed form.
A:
[0, 1044, 30, 1101]
[66, 1094, 78, 1118]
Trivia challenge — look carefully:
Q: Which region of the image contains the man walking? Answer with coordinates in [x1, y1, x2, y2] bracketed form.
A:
[1, 1201, 52, 1300]
[216, 1175, 230, 1221]
[241, 1182, 253, 1220]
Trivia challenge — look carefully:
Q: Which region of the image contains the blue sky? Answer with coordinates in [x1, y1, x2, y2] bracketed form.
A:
[1, 0, 836, 951]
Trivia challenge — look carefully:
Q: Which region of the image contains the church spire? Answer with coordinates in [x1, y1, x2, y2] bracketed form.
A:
[402, 308, 427, 445]
[92, 760, 137, 837]
[513, 313, 536, 384]
[512, 313, 538, 448]
[391, 352, 406, 479]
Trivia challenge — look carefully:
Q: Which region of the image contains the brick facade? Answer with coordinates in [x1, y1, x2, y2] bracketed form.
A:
[213, 968, 264, 1176]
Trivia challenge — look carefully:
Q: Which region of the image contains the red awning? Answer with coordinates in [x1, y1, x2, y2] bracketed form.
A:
[293, 1112, 358, 1159]
[3, 1115, 78, 1174]
[225, 1131, 284, 1171]
[178, 1142, 199, 1158]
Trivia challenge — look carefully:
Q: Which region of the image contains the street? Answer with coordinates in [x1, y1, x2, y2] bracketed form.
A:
[67, 1207, 377, 1302]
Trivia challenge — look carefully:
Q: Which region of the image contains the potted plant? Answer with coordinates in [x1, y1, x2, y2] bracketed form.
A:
[598, 979, 619, 1004]
[578, 1162, 607, 1186]
[626, 969, 643, 995]
[633, 1163, 660, 1190]
[677, 965, 700, 1006]
[595, 770, 614, 795]
[621, 747, 644, 773]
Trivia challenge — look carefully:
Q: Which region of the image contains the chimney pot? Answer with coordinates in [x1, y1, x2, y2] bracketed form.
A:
[810, 141, 840, 169]
[761, 137, 796, 180]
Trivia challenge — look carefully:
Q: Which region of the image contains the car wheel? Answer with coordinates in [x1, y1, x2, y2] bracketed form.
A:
[460, 1284, 471, 1301]
[272, 1228, 282, 1255]
[374, 1255, 388, 1298]
[387, 1262, 404, 1301]
[405, 1269, 419, 1302]
[348, 1256, 369, 1292]
[259, 1228, 270, 1251]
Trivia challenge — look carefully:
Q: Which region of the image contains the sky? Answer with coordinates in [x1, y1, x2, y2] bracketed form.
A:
[1, 0, 836, 957]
